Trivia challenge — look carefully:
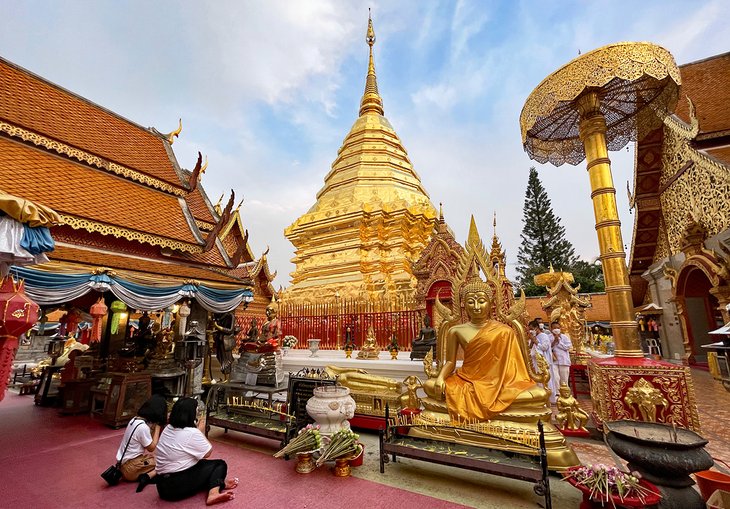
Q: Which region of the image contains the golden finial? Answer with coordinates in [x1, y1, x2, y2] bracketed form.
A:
[359, 10, 384, 117]
[467, 215, 480, 248]
[200, 155, 209, 177]
[165, 118, 182, 144]
[439, 202, 444, 223]
[493, 211, 497, 235]
[366, 8, 375, 46]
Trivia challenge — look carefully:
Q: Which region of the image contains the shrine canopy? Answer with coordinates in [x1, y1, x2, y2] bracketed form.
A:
[10, 265, 252, 313]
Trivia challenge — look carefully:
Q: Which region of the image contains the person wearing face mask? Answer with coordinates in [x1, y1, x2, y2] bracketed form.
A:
[534, 317, 545, 332]
[550, 321, 573, 387]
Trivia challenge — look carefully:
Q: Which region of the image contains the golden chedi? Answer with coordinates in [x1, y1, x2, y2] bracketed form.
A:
[284, 16, 437, 304]
[411, 218, 579, 470]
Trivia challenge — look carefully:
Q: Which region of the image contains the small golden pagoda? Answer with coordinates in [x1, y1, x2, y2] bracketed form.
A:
[284, 15, 437, 304]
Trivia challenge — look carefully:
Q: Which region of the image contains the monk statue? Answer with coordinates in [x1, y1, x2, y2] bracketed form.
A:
[410, 315, 437, 361]
[357, 325, 381, 359]
[411, 217, 579, 471]
[243, 299, 281, 354]
[555, 383, 589, 432]
[212, 311, 237, 382]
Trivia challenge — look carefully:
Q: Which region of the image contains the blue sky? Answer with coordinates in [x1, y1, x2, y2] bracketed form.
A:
[2, 1, 729, 288]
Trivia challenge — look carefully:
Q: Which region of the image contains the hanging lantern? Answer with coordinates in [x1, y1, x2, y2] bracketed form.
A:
[89, 297, 108, 343]
[109, 300, 127, 335]
[0, 276, 40, 401]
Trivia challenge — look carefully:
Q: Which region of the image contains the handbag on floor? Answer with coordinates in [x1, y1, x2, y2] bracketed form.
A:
[102, 420, 143, 486]
[101, 464, 123, 486]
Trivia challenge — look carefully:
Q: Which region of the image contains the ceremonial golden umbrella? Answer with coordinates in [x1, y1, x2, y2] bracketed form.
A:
[520, 42, 681, 357]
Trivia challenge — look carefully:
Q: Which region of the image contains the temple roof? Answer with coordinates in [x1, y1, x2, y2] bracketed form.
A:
[0, 57, 183, 187]
[628, 51, 730, 303]
[0, 55, 260, 284]
[0, 136, 197, 247]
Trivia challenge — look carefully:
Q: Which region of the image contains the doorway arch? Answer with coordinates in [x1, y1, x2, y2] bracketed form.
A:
[676, 265, 722, 364]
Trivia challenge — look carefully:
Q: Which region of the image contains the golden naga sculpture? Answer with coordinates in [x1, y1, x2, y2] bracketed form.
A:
[556, 383, 589, 432]
[411, 217, 579, 470]
[535, 266, 591, 360]
[357, 325, 381, 360]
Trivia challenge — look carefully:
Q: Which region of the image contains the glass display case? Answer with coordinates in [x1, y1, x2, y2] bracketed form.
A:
[205, 381, 294, 447]
[93, 372, 151, 428]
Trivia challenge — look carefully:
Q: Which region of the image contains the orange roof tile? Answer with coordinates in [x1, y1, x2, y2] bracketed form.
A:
[178, 244, 231, 267]
[676, 53, 730, 136]
[49, 245, 246, 285]
[186, 188, 215, 223]
[0, 58, 183, 187]
[0, 136, 196, 244]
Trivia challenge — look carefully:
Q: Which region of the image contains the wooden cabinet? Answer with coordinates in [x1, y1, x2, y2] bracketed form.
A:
[97, 372, 151, 428]
[59, 379, 96, 415]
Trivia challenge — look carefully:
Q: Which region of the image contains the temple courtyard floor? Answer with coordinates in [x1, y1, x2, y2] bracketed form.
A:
[1, 367, 728, 509]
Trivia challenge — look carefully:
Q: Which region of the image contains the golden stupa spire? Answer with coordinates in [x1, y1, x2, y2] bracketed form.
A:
[359, 10, 384, 117]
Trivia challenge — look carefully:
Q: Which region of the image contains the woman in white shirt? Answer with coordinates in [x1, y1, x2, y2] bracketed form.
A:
[155, 398, 238, 505]
[115, 394, 166, 491]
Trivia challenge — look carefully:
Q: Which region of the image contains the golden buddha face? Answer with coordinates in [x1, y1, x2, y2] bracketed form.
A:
[464, 291, 491, 322]
[265, 304, 278, 320]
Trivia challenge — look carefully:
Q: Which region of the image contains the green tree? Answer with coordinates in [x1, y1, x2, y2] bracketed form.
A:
[570, 259, 605, 293]
[516, 167, 578, 296]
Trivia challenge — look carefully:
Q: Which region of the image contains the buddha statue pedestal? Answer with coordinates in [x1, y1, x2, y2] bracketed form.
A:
[410, 385, 579, 471]
[230, 350, 284, 387]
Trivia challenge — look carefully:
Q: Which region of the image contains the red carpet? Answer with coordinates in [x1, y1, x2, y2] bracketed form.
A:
[0, 393, 470, 509]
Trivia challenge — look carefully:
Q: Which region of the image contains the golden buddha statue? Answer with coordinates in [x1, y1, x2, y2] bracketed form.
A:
[324, 365, 401, 393]
[357, 325, 381, 359]
[421, 280, 548, 422]
[410, 217, 579, 471]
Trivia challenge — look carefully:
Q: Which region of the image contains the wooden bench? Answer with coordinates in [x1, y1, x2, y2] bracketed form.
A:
[378, 410, 551, 509]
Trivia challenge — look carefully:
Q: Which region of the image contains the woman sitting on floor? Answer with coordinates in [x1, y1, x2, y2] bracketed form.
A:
[155, 398, 238, 505]
[115, 393, 166, 492]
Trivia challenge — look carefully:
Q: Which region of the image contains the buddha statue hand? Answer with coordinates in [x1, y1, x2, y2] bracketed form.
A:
[422, 375, 446, 401]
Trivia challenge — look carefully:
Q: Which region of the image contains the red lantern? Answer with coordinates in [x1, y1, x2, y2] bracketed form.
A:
[0, 276, 40, 401]
[89, 297, 108, 343]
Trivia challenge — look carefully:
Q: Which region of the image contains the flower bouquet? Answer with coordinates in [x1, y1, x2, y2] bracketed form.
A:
[282, 335, 298, 349]
[563, 464, 660, 508]
[316, 428, 359, 467]
[273, 424, 322, 458]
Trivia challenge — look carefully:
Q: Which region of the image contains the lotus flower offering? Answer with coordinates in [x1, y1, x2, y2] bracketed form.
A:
[273, 425, 322, 458]
[563, 464, 660, 505]
[316, 428, 359, 467]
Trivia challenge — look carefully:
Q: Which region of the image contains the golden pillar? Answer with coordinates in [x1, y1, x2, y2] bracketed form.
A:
[576, 91, 641, 357]
[520, 43, 700, 431]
